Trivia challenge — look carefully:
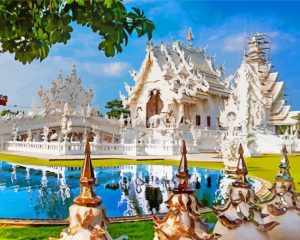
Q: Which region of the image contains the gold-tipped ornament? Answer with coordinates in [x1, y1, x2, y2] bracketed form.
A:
[73, 141, 102, 207]
[213, 144, 279, 240]
[51, 139, 126, 240]
[153, 140, 219, 240]
[261, 145, 300, 240]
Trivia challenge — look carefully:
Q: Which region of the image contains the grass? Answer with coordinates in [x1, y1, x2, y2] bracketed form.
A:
[0, 221, 154, 240]
[245, 154, 300, 191]
[0, 153, 223, 169]
[0, 152, 300, 239]
[0, 212, 217, 240]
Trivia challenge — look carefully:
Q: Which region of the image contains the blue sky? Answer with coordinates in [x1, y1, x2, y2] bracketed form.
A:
[1, 0, 300, 112]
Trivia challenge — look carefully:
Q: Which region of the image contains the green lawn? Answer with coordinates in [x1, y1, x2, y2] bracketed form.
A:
[245, 154, 300, 191]
[0, 221, 154, 240]
[0, 153, 223, 169]
[0, 153, 300, 239]
[0, 212, 218, 240]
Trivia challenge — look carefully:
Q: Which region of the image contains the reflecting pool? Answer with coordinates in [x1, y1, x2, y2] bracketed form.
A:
[0, 160, 223, 219]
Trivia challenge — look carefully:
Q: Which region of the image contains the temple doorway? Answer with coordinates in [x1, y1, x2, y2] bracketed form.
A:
[146, 90, 164, 127]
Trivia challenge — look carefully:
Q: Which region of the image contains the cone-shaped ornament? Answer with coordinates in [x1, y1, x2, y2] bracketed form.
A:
[213, 143, 279, 239]
[276, 145, 293, 181]
[233, 144, 250, 188]
[73, 140, 102, 207]
[174, 140, 193, 193]
[153, 140, 219, 240]
[261, 144, 300, 240]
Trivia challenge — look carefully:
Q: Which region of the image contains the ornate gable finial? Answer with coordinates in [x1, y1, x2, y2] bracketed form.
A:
[71, 64, 77, 79]
[186, 27, 194, 46]
[174, 140, 193, 193]
[57, 69, 63, 82]
[74, 138, 102, 207]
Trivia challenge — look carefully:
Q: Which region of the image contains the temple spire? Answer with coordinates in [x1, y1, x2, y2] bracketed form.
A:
[233, 144, 250, 188]
[174, 140, 193, 193]
[73, 139, 102, 207]
[57, 69, 62, 81]
[70, 64, 77, 79]
[277, 145, 292, 180]
[186, 27, 194, 46]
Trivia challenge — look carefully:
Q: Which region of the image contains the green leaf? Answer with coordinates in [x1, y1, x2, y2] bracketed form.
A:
[104, 0, 113, 8]
[76, 0, 84, 6]
[0, 0, 155, 64]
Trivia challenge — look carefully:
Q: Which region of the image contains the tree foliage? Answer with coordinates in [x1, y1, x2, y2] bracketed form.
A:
[0, 109, 21, 116]
[105, 99, 129, 119]
[0, 0, 155, 64]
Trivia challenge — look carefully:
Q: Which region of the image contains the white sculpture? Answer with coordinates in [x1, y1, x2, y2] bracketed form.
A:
[42, 126, 50, 142]
[26, 129, 32, 142]
[11, 124, 18, 141]
[61, 117, 72, 142]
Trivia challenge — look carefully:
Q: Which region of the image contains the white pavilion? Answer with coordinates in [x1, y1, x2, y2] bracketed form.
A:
[1, 31, 300, 156]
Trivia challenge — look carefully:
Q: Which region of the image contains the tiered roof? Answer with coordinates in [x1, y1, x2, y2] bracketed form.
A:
[244, 34, 291, 124]
[38, 65, 93, 115]
[121, 32, 231, 107]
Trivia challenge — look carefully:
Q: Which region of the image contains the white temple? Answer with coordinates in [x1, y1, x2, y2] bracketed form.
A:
[219, 34, 300, 168]
[1, 31, 300, 157]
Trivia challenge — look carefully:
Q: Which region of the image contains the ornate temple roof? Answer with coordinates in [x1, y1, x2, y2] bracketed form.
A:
[38, 65, 93, 115]
[121, 31, 231, 107]
[244, 34, 291, 124]
[220, 33, 292, 130]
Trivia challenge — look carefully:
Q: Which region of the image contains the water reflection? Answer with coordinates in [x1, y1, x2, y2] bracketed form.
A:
[0, 161, 222, 219]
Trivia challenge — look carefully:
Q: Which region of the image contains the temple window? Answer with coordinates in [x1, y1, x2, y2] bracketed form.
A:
[207, 116, 211, 127]
[196, 115, 201, 126]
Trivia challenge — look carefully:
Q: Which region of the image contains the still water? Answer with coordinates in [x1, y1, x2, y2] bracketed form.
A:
[0, 160, 223, 219]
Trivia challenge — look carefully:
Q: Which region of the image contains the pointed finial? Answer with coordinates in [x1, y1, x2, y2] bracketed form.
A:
[233, 144, 250, 188]
[179, 140, 188, 173]
[73, 139, 102, 207]
[58, 69, 62, 79]
[85, 138, 91, 154]
[70, 64, 77, 79]
[276, 144, 293, 181]
[186, 27, 194, 46]
[282, 144, 288, 155]
[238, 143, 244, 156]
[174, 140, 193, 193]
[237, 144, 247, 173]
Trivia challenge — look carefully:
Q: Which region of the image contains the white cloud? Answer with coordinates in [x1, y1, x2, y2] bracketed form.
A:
[82, 61, 130, 77]
[222, 32, 248, 52]
[0, 51, 130, 110]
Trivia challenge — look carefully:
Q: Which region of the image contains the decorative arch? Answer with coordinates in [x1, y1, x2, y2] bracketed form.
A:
[146, 90, 164, 126]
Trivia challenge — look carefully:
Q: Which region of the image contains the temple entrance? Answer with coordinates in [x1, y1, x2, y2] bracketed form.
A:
[146, 90, 164, 127]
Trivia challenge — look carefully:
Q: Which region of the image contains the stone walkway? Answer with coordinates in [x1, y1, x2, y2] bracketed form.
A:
[0, 150, 223, 162]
